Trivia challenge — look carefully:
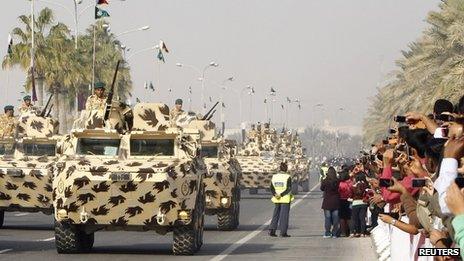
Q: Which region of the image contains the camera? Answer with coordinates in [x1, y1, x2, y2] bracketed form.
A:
[394, 115, 406, 123]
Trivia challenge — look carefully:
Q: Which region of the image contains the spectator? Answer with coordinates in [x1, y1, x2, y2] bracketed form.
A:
[321, 167, 340, 238]
[351, 172, 369, 237]
[338, 170, 353, 237]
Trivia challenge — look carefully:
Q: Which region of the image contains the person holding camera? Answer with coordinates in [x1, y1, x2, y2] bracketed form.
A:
[269, 162, 293, 237]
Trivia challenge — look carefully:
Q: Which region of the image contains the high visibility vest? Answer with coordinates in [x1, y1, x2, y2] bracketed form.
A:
[320, 166, 329, 181]
[271, 173, 294, 203]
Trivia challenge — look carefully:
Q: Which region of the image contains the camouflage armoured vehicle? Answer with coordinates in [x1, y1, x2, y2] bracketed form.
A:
[53, 102, 206, 255]
[188, 119, 241, 230]
[0, 100, 59, 228]
[236, 123, 279, 194]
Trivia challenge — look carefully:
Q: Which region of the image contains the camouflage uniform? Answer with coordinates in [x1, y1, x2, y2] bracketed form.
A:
[19, 104, 38, 115]
[0, 114, 16, 137]
[85, 94, 107, 111]
[170, 108, 184, 122]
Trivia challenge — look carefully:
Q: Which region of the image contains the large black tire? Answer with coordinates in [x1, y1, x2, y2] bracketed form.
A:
[302, 179, 310, 192]
[217, 189, 240, 231]
[55, 221, 91, 254]
[172, 185, 205, 255]
[249, 188, 258, 195]
[291, 180, 299, 195]
[0, 210, 4, 229]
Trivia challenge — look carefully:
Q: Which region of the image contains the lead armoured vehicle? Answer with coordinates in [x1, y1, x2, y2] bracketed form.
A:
[188, 119, 241, 230]
[53, 101, 206, 255]
[0, 101, 60, 227]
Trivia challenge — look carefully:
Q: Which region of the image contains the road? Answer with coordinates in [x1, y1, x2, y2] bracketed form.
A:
[0, 172, 376, 260]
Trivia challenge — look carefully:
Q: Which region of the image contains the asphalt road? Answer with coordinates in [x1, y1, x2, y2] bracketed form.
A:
[0, 172, 376, 260]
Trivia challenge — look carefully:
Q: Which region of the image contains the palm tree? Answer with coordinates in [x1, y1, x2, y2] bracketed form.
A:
[2, 8, 55, 106]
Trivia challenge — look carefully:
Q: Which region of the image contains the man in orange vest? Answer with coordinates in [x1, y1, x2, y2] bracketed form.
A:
[269, 161, 294, 237]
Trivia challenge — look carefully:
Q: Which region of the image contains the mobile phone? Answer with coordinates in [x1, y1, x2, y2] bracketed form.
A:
[389, 128, 397, 134]
[412, 178, 426, 188]
[394, 116, 406, 123]
[369, 154, 375, 161]
[379, 178, 393, 187]
[382, 139, 389, 145]
[376, 154, 383, 161]
[435, 114, 455, 122]
[455, 177, 464, 189]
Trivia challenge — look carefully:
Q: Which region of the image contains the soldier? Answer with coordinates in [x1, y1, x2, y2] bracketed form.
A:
[19, 95, 35, 114]
[170, 99, 184, 121]
[268, 161, 293, 237]
[0, 105, 16, 137]
[85, 82, 107, 111]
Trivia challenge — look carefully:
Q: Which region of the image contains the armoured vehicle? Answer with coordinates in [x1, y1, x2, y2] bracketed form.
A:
[188, 119, 241, 230]
[236, 123, 280, 194]
[0, 99, 59, 227]
[53, 102, 206, 255]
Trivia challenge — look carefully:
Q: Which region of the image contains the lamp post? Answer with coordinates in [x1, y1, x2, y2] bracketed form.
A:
[176, 61, 219, 113]
[218, 76, 234, 135]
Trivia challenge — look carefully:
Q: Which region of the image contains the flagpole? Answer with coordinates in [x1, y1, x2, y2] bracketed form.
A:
[92, 23, 96, 91]
[31, 0, 35, 92]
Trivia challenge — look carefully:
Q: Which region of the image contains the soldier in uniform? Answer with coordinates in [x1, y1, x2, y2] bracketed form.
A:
[170, 99, 184, 122]
[85, 82, 107, 111]
[19, 95, 35, 114]
[0, 105, 16, 137]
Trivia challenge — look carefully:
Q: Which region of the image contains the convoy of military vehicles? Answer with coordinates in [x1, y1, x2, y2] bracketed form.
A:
[0, 61, 310, 255]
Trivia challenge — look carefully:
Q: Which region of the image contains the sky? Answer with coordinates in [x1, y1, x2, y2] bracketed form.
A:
[0, 0, 440, 133]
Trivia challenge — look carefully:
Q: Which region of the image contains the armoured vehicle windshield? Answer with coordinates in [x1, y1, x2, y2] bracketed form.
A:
[0, 143, 14, 156]
[201, 145, 218, 158]
[22, 142, 56, 156]
[129, 137, 175, 156]
[76, 138, 120, 156]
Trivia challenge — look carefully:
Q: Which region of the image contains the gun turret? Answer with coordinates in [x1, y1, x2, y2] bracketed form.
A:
[103, 60, 121, 123]
[40, 94, 54, 117]
[202, 101, 219, 120]
[206, 109, 216, 121]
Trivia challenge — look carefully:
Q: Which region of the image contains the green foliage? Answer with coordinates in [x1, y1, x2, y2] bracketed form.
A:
[364, 0, 464, 144]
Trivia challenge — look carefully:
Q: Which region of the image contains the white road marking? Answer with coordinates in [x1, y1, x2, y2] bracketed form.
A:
[36, 237, 55, 242]
[14, 213, 29, 217]
[0, 249, 12, 254]
[211, 182, 321, 261]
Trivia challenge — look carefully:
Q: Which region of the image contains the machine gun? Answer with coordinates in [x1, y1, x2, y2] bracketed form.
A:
[202, 101, 219, 120]
[103, 60, 121, 123]
[40, 94, 54, 117]
[206, 110, 216, 121]
[45, 104, 54, 117]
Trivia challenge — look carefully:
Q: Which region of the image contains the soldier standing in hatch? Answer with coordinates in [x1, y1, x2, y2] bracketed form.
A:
[85, 82, 107, 111]
[19, 95, 35, 114]
[170, 99, 184, 122]
[0, 105, 16, 137]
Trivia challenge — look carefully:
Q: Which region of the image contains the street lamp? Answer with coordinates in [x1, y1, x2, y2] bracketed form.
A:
[115, 25, 150, 37]
[176, 61, 219, 113]
[239, 85, 253, 127]
[126, 45, 158, 60]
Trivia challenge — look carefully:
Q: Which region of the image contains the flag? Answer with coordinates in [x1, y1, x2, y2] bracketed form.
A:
[149, 81, 154, 91]
[7, 34, 13, 57]
[286, 97, 291, 103]
[159, 40, 169, 53]
[264, 98, 267, 104]
[188, 86, 192, 94]
[97, 0, 109, 4]
[281, 104, 284, 110]
[270, 87, 276, 95]
[298, 104, 301, 110]
[95, 6, 110, 19]
[222, 102, 226, 108]
[168, 88, 172, 93]
[157, 50, 165, 62]
[144, 81, 148, 89]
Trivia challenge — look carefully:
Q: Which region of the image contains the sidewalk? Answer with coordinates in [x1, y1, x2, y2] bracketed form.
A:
[224, 192, 378, 261]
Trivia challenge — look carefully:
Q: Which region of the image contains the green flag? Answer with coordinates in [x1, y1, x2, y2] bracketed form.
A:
[95, 6, 110, 19]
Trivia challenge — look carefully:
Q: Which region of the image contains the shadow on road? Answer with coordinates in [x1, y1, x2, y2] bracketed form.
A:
[205, 224, 263, 231]
[1, 225, 53, 231]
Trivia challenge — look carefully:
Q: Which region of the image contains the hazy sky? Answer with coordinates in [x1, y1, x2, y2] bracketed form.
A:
[0, 0, 440, 131]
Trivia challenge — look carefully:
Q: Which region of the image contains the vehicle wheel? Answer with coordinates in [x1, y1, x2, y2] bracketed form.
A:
[217, 191, 240, 231]
[291, 180, 299, 195]
[55, 221, 87, 254]
[249, 188, 258, 195]
[0, 210, 4, 229]
[302, 179, 310, 192]
[81, 232, 94, 252]
[173, 186, 204, 255]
